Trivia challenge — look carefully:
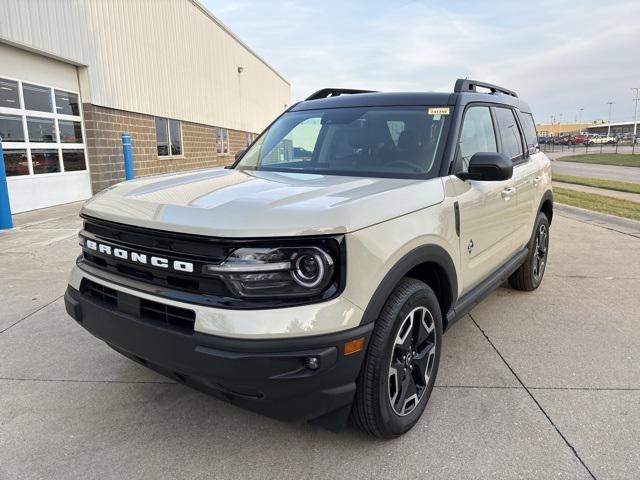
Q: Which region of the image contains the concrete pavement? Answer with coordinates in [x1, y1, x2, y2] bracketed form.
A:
[552, 160, 640, 184]
[1, 202, 639, 479]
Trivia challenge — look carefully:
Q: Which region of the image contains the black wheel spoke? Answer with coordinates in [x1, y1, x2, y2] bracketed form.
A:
[387, 306, 437, 416]
[412, 341, 435, 385]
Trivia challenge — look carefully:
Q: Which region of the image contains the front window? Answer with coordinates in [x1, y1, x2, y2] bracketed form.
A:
[235, 106, 451, 178]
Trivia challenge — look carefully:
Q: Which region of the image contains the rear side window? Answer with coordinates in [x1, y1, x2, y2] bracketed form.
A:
[494, 107, 524, 162]
[458, 106, 497, 172]
[519, 112, 539, 154]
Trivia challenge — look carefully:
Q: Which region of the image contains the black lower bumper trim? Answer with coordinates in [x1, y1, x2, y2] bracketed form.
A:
[65, 286, 372, 429]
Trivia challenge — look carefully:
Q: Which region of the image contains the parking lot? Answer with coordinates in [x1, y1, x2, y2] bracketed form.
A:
[1, 202, 639, 480]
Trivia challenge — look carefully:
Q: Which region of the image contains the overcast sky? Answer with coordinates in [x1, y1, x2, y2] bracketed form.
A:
[204, 0, 640, 125]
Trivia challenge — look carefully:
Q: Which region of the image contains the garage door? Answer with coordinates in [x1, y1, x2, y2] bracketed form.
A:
[0, 45, 92, 213]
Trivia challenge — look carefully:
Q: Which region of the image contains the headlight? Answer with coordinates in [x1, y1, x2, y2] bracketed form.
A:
[203, 246, 336, 298]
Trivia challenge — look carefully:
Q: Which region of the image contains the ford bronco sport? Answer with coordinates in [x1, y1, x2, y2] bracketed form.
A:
[65, 79, 552, 438]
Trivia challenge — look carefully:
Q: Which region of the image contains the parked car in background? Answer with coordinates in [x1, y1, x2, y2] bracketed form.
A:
[569, 134, 587, 145]
[586, 134, 616, 145]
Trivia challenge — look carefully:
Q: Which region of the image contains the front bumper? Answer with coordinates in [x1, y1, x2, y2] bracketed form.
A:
[65, 285, 373, 429]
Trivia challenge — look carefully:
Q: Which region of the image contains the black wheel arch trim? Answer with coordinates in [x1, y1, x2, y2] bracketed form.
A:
[359, 244, 458, 327]
[538, 189, 554, 224]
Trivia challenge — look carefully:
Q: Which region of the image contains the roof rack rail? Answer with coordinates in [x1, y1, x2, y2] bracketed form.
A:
[305, 88, 378, 101]
[454, 79, 518, 98]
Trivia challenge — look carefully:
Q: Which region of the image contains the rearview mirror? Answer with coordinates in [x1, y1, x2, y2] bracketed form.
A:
[456, 152, 513, 182]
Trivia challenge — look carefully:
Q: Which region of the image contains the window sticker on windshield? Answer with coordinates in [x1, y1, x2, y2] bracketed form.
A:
[428, 107, 450, 116]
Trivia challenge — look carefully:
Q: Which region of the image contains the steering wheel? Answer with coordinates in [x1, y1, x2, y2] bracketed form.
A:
[385, 160, 424, 173]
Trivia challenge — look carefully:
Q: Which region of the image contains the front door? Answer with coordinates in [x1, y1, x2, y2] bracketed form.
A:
[452, 105, 519, 295]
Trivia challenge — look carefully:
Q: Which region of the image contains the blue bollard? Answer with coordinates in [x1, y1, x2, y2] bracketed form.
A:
[0, 140, 14, 230]
[122, 133, 134, 180]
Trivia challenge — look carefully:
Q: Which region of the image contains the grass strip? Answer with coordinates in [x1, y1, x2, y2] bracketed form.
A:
[554, 187, 640, 221]
[555, 154, 640, 167]
[553, 174, 640, 195]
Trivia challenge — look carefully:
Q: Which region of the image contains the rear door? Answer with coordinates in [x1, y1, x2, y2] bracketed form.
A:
[494, 107, 539, 248]
[452, 105, 518, 294]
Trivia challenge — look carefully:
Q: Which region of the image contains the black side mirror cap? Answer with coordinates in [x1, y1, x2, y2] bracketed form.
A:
[456, 152, 513, 182]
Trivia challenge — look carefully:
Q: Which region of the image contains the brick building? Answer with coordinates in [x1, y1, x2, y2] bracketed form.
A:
[0, 0, 290, 213]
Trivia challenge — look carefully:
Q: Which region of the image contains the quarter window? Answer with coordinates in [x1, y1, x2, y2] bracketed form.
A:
[217, 127, 229, 154]
[495, 107, 524, 162]
[155, 117, 182, 157]
[519, 112, 539, 155]
[458, 106, 497, 172]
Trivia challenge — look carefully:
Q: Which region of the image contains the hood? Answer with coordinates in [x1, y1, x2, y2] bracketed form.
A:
[81, 168, 444, 237]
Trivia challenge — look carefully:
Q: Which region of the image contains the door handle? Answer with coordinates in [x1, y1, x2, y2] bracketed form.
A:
[533, 176, 542, 186]
[501, 187, 516, 200]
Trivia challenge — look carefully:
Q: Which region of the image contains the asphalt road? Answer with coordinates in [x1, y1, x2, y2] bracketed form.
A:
[552, 160, 640, 184]
[2, 202, 640, 479]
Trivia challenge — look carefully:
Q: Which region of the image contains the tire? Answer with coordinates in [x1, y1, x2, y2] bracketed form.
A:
[351, 278, 443, 438]
[509, 212, 550, 291]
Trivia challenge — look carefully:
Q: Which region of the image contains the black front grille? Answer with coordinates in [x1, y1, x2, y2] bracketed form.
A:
[81, 279, 195, 332]
[141, 299, 196, 330]
[85, 281, 118, 306]
[80, 216, 231, 297]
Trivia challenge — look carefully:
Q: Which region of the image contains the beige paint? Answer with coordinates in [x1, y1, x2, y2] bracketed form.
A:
[0, 42, 78, 91]
[0, 0, 290, 133]
[68, 265, 364, 339]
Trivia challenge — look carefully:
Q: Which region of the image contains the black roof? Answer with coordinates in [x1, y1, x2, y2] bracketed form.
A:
[291, 81, 532, 114]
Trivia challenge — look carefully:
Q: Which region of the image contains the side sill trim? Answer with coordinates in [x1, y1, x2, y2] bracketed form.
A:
[446, 247, 528, 326]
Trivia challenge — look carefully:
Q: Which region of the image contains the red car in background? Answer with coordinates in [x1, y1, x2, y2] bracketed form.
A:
[569, 133, 588, 145]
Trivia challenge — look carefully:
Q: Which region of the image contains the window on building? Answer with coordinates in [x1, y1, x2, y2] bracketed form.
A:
[169, 119, 182, 156]
[54, 90, 80, 116]
[62, 150, 87, 172]
[217, 127, 229, 154]
[458, 106, 497, 173]
[0, 79, 20, 109]
[155, 117, 182, 157]
[246, 132, 255, 147]
[31, 149, 60, 174]
[23, 83, 53, 112]
[3, 150, 29, 177]
[0, 115, 25, 142]
[494, 107, 524, 162]
[58, 120, 83, 143]
[27, 117, 57, 143]
[0, 77, 86, 178]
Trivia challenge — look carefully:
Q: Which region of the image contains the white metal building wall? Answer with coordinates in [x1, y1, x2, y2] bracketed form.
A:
[0, 0, 290, 134]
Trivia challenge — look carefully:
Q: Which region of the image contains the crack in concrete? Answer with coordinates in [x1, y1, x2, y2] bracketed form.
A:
[0, 294, 63, 334]
[469, 313, 599, 480]
[0, 377, 176, 385]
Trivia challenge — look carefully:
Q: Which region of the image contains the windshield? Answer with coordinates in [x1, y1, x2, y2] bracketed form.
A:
[235, 106, 451, 178]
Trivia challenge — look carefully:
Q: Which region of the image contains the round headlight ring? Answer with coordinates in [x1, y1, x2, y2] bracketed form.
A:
[292, 251, 329, 288]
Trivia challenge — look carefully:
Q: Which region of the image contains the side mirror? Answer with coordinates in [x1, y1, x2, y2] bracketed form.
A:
[457, 152, 513, 182]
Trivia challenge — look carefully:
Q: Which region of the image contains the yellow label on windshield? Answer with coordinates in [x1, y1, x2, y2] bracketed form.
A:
[428, 107, 450, 115]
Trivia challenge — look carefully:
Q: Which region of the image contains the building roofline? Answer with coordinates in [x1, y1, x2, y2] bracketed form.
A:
[189, 0, 290, 86]
[0, 37, 87, 67]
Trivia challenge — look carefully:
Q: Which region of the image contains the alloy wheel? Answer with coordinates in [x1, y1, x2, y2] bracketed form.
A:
[532, 223, 548, 280]
[387, 306, 437, 416]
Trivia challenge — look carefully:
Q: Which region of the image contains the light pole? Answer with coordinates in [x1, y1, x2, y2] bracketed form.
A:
[559, 113, 563, 136]
[606, 101, 615, 137]
[578, 108, 584, 128]
[632, 88, 639, 139]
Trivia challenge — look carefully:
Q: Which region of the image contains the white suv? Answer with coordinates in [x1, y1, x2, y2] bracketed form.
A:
[65, 79, 552, 438]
